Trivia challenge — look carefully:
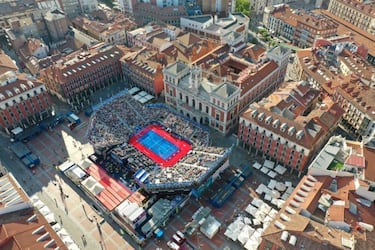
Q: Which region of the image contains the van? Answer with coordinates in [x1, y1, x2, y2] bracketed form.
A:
[172, 231, 186, 246]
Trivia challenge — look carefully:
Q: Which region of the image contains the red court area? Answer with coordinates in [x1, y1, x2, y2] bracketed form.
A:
[129, 124, 192, 168]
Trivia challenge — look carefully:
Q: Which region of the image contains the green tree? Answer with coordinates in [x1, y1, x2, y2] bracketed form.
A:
[235, 0, 250, 16]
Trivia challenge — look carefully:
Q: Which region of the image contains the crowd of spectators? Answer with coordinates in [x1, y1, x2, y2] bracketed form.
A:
[86, 93, 228, 192]
[87, 94, 209, 149]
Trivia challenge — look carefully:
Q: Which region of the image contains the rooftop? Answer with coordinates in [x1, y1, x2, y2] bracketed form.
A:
[262, 172, 375, 249]
[271, 5, 338, 31]
[318, 9, 375, 56]
[41, 45, 126, 84]
[241, 81, 344, 150]
[184, 15, 212, 24]
[0, 74, 44, 104]
[0, 50, 18, 77]
[0, 173, 68, 250]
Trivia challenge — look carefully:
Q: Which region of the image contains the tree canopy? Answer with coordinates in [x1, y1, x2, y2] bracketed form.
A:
[235, 0, 250, 16]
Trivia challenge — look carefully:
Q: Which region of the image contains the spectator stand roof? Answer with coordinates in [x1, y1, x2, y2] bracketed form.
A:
[81, 162, 133, 211]
[128, 87, 140, 95]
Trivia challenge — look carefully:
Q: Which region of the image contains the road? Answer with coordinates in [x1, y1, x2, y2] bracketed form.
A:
[0, 118, 138, 250]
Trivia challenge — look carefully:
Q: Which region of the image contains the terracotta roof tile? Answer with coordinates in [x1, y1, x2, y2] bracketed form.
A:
[0, 50, 18, 76]
[363, 145, 375, 182]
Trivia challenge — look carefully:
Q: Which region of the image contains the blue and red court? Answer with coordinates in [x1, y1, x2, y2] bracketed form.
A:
[129, 124, 192, 167]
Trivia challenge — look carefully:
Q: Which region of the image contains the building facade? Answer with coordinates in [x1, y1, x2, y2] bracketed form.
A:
[72, 15, 136, 46]
[0, 73, 52, 133]
[79, 0, 98, 13]
[328, 0, 375, 35]
[44, 9, 69, 42]
[40, 45, 124, 109]
[295, 46, 375, 139]
[163, 45, 289, 134]
[116, 0, 137, 13]
[133, 2, 187, 26]
[265, 4, 338, 48]
[198, 0, 235, 15]
[58, 0, 81, 17]
[121, 48, 165, 96]
[333, 76, 375, 139]
[180, 13, 249, 46]
[237, 81, 344, 173]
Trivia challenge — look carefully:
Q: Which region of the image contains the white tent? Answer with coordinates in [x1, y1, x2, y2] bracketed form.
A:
[285, 186, 295, 194]
[251, 198, 264, 208]
[269, 209, 279, 218]
[264, 194, 272, 201]
[245, 204, 258, 217]
[271, 190, 281, 199]
[267, 179, 277, 190]
[281, 192, 290, 201]
[237, 225, 255, 245]
[138, 91, 148, 97]
[260, 167, 269, 174]
[263, 160, 275, 169]
[267, 170, 277, 178]
[255, 184, 269, 195]
[224, 217, 245, 241]
[253, 162, 262, 169]
[275, 164, 287, 174]
[275, 182, 287, 192]
[244, 239, 260, 250]
[285, 181, 292, 187]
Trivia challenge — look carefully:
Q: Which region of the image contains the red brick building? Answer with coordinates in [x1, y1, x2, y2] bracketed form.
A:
[0, 73, 52, 133]
[237, 81, 344, 174]
[40, 44, 125, 109]
[120, 48, 165, 96]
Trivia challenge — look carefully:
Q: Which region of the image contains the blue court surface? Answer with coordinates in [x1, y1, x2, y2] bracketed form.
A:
[138, 130, 179, 160]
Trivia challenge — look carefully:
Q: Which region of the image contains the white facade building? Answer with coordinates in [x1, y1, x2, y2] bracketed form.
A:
[79, 0, 98, 13]
[180, 13, 249, 46]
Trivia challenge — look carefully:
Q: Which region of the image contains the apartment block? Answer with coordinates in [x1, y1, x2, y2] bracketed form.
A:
[328, 0, 375, 35]
[237, 81, 344, 173]
[133, 2, 187, 26]
[0, 73, 52, 133]
[72, 14, 136, 45]
[40, 45, 125, 109]
[120, 48, 165, 96]
[260, 173, 374, 249]
[264, 4, 338, 48]
[295, 45, 375, 138]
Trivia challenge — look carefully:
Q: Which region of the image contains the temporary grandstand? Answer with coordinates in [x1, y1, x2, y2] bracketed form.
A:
[86, 93, 231, 194]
